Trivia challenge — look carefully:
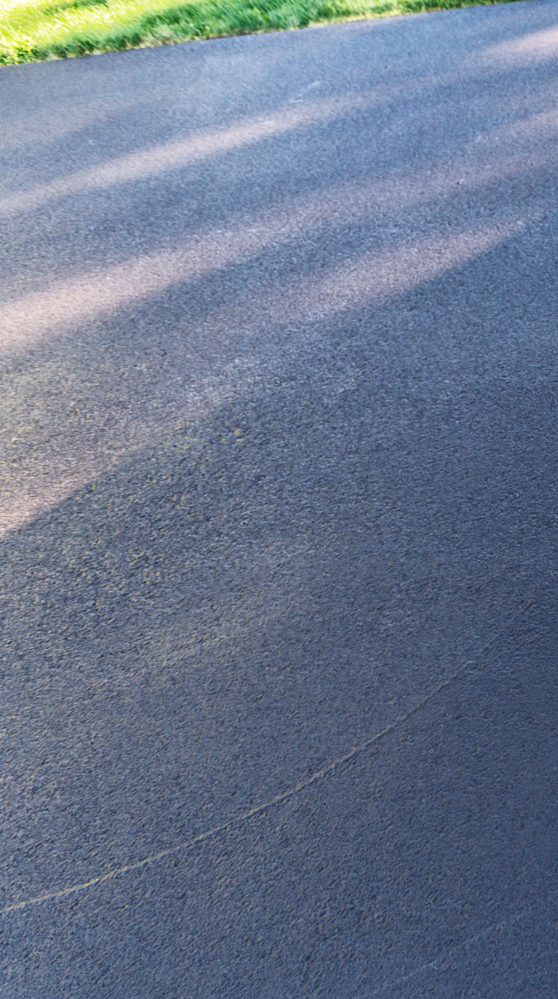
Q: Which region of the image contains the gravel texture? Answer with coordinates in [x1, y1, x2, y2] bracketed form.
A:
[1, 3, 558, 995]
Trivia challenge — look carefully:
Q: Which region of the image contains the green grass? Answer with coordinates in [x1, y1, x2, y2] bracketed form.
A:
[0, 0, 512, 65]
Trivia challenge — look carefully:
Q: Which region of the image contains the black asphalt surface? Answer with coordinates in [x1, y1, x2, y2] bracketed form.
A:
[2, 3, 558, 995]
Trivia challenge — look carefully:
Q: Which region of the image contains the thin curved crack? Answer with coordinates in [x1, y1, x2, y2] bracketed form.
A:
[367, 901, 541, 996]
[1, 602, 531, 917]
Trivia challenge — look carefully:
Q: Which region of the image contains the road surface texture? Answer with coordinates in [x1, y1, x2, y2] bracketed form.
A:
[2, 2, 558, 996]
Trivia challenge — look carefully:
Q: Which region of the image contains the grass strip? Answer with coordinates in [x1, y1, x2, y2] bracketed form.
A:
[0, 0, 518, 65]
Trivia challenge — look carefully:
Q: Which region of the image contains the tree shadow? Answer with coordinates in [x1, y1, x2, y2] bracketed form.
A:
[3, 212, 558, 994]
[3, 8, 558, 994]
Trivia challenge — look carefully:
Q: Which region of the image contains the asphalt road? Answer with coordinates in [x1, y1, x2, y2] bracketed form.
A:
[2, 2, 558, 995]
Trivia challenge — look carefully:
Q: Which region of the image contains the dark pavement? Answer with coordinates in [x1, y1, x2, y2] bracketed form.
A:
[1, 2, 558, 995]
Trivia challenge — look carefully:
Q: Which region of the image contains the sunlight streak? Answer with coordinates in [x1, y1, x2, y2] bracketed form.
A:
[0, 209, 527, 355]
[483, 23, 558, 63]
[0, 93, 372, 217]
[0, 215, 525, 538]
